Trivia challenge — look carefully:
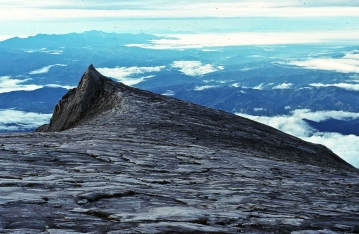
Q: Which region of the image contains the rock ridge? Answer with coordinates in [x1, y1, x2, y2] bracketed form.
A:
[36, 65, 355, 172]
[1, 65, 358, 233]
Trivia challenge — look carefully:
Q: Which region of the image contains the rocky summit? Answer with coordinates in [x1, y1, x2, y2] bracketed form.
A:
[0, 65, 358, 233]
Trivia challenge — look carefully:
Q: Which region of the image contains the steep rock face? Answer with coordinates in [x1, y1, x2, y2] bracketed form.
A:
[36, 64, 120, 131]
[1, 65, 357, 233]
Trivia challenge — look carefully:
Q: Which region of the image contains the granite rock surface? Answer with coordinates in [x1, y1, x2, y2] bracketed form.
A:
[0, 65, 358, 233]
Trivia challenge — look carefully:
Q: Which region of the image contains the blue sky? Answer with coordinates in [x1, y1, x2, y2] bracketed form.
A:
[0, 0, 358, 44]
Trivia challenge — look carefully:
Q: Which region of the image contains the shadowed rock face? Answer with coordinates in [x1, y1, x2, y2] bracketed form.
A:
[1, 65, 358, 233]
[36, 64, 120, 132]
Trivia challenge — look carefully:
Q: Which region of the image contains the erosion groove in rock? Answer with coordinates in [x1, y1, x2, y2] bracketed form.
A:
[1, 65, 358, 233]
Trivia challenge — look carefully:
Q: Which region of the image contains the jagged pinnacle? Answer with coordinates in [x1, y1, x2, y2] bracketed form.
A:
[36, 64, 113, 131]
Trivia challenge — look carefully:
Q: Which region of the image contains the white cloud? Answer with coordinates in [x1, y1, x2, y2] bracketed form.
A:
[291, 109, 359, 123]
[253, 83, 265, 90]
[237, 112, 313, 137]
[97, 66, 165, 86]
[45, 84, 75, 89]
[203, 79, 229, 84]
[240, 67, 258, 71]
[194, 85, 218, 91]
[0, 76, 43, 94]
[126, 31, 359, 49]
[303, 133, 359, 168]
[172, 61, 223, 76]
[254, 108, 266, 111]
[282, 50, 359, 73]
[162, 90, 175, 96]
[310, 83, 359, 91]
[0, 109, 51, 132]
[236, 109, 359, 167]
[273, 83, 293, 89]
[0, 76, 73, 93]
[27, 48, 64, 54]
[29, 64, 67, 75]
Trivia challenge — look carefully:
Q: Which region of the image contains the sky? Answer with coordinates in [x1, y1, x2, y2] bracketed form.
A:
[0, 0, 359, 44]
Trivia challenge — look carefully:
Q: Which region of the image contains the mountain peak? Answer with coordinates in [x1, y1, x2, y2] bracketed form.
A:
[87, 63, 95, 71]
[78, 64, 104, 93]
[36, 64, 116, 131]
[36, 65, 355, 172]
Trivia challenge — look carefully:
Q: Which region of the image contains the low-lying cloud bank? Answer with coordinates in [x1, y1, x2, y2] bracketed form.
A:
[162, 90, 175, 96]
[29, 64, 67, 75]
[236, 109, 359, 168]
[273, 83, 293, 89]
[172, 61, 224, 76]
[97, 66, 165, 86]
[282, 50, 359, 73]
[45, 84, 75, 89]
[252, 82, 292, 90]
[0, 109, 51, 132]
[310, 83, 359, 91]
[303, 133, 359, 169]
[0, 76, 74, 94]
[0, 76, 42, 94]
[126, 32, 359, 49]
[194, 85, 218, 91]
[97, 62, 223, 85]
[27, 48, 63, 55]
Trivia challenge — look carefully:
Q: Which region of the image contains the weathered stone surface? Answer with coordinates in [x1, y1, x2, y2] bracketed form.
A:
[37, 64, 121, 132]
[1, 65, 358, 233]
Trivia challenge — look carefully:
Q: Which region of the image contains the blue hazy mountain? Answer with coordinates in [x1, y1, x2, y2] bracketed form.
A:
[146, 85, 359, 115]
[304, 118, 359, 136]
[0, 87, 68, 113]
[0, 30, 160, 51]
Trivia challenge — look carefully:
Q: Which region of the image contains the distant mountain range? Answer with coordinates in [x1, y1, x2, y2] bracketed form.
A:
[146, 84, 359, 116]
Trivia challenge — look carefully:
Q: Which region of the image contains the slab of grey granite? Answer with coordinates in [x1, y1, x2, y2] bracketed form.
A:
[0, 65, 358, 233]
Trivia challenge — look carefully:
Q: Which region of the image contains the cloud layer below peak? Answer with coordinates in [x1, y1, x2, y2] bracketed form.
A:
[97, 66, 165, 86]
[0, 76, 42, 94]
[172, 61, 223, 76]
[0, 109, 51, 132]
[310, 83, 359, 91]
[236, 109, 359, 168]
[29, 64, 67, 75]
[281, 50, 359, 73]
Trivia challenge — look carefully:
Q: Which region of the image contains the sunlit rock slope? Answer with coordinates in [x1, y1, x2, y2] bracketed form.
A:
[0, 65, 358, 233]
